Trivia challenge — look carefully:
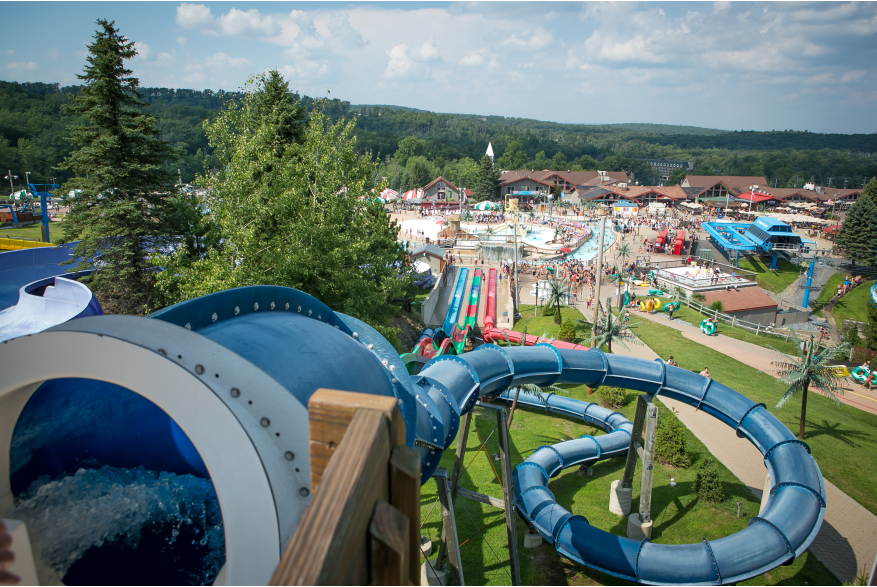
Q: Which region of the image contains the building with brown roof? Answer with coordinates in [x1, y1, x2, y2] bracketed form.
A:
[499, 170, 629, 193]
[703, 287, 778, 325]
[422, 177, 461, 202]
[681, 176, 768, 198]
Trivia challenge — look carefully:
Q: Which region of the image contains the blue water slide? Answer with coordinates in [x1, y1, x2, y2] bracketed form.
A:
[441, 266, 469, 336]
[1, 288, 824, 585]
[415, 347, 825, 585]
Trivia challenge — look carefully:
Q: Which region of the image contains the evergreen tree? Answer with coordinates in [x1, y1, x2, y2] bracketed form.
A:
[862, 176, 877, 204]
[550, 151, 568, 171]
[835, 192, 877, 268]
[154, 72, 412, 330]
[57, 19, 176, 315]
[864, 304, 877, 352]
[472, 154, 499, 202]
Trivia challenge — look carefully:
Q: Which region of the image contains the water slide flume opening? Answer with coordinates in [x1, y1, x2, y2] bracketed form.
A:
[0, 284, 825, 585]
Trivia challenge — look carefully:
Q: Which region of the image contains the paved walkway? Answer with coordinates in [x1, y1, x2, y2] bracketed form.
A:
[610, 318, 877, 583]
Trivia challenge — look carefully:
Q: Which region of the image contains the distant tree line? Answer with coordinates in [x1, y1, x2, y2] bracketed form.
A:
[2, 78, 876, 189]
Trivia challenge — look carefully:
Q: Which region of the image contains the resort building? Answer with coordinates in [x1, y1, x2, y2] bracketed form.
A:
[681, 176, 768, 199]
[635, 159, 694, 181]
[422, 177, 461, 202]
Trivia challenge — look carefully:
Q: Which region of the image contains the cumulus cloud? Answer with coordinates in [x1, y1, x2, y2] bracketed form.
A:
[3, 49, 13, 56]
[839, 70, 867, 83]
[6, 61, 38, 71]
[417, 36, 440, 61]
[134, 41, 151, 60]
[458, 48, 498, 68]
[499, 27, 553, 51]
[205, 52, 251, 69]
[175, 4, 281, 38]
[177, 36, 187, 46]
[326, 12, 365, 50]
[383, 44, 417, 78]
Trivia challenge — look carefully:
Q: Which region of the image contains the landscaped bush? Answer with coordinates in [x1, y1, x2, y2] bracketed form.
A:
[655, 408, 691, 468]
[558, 319, 577, 343]
[540, 305, 556, 317]
[694, 458, 724, 504]
[709, 300, 724, 313]
[595, 386, 628, 409]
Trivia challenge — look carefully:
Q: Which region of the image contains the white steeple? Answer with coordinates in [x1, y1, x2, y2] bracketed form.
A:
[486, 142, 494, 161]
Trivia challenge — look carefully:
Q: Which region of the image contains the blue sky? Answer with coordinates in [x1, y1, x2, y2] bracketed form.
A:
[2, 1, 876, 134]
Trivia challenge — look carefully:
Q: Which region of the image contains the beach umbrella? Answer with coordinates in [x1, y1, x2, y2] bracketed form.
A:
[381, 188, 399, 200]
[435, 219, 447, 225]
[560, 247, 572, 253]
[474, 201, 499, 211]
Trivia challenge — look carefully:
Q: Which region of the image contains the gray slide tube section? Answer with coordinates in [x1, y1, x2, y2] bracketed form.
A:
[411, 343, 825, 585]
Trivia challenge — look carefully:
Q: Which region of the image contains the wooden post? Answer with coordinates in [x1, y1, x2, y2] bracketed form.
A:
[756, 323, 761, 336]
[638, 401, 658, 522]
[434, 469, 465, 586]
[270, 389, 415, 586]
[621, 396, 648, 489]
[484, 403, 522, 586]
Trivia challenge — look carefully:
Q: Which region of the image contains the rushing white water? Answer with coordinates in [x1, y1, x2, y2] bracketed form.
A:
[10, 466, 225, 585]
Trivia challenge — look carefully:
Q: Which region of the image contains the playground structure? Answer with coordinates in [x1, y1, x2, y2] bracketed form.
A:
[702, 216, 806, 269]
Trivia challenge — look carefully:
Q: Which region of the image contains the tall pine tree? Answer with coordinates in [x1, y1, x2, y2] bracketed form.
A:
[835, 177, 877, 268]
[58, 19, 175, 315]
[472, 154, 499, 202]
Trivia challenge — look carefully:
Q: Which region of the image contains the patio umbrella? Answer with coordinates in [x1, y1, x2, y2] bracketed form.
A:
[560, 247, 572, 253]
[435, 219, 447, 225]
[474, 201, 499, 211]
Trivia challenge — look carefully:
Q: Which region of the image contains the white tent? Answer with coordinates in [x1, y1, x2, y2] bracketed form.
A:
[381, 188, 399, 200]
[402, 188, 424, 201]
[412, 260, 431, 274]
[648, 202, 666, 209]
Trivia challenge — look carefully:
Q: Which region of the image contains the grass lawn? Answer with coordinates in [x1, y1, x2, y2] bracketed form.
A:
[657, 304, 803, 356]
[634, 317, 877, 516]
[419, 387, 837, 585]
[512, 304, 587, 338]
[832, 279, 876, 324]
[0, 221, 68, 242]
[811, 274, 875, 324]
[738, 256, 800, 293]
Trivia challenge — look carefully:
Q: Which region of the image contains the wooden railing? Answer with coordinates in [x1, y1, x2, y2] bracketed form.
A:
[270, 389, 420, 586]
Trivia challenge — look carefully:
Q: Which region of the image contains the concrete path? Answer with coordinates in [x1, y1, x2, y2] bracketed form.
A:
[611, 324, 877, 582]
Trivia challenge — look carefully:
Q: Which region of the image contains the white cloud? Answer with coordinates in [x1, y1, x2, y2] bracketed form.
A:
[417, 37, 440, 61]
[458, 48, 497, 68]
[713, 1, 730, 13]
[839, 70, 867, 83]
[45, 47, 60, 60]
[499, 27, 553, 51]
[134, 41, 151, 60]
[326, 12, 365, 50]
[6, 61, 37, 71]
[383, 44, 417, 78]
[175, 3, 214, 29]
[3, 49, 13, 56]
[153, 50, 178, 67]
[177, 36, 187, 46]
[205, 52, 251, 69]
[175, 4, 280, 38]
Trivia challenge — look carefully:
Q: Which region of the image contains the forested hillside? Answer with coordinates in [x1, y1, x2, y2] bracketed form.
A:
[2, 79, 875, 189]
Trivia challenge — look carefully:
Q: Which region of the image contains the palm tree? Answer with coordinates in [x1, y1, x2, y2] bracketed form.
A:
[507, 383, 567, 427]
[615, 241, 632, 267]
[770, 335, 851, 439]
[583, 200, 598, 217]
[460, 209, 473, 222]
[577, 298, 643, 353]
[544, 275, 571, 325]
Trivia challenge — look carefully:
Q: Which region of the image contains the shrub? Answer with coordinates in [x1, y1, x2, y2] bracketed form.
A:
[694, 458, 724, 504]
[595, 386, 628, 409]
[655, 408, 691, 468]
[843, 323, 864, 348]
[709, 300, 724, 313]
[558, 319, 577, 343]
[692, 292, 707, 304]
[540, 305, 556, 317]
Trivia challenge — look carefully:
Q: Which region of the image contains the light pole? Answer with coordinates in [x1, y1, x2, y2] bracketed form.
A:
[5, 171, 17, 196]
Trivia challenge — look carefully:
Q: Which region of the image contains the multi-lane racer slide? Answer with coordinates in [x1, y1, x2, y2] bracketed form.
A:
[0, 284, 825, 585]
[450, 268, 482, 354]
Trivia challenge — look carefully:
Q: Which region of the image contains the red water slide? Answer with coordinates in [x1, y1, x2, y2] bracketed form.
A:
[481, 267, 590, 351]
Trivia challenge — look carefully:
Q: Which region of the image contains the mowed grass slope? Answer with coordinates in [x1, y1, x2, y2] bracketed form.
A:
[738, 256, 801, 293]
[634, 317, 877, 515]
[419, 387, 836, 585]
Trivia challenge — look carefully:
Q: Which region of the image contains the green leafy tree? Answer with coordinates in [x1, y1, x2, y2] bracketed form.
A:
[544, 275, 571, 325]
[655, 407, 690, 468]
[394, 136, 428, 166]
[57, 19, 176, 315]
[550, 151, 568, 171]
[770, 335, 851, 439]
[495, 140, 530, 170]
[862, 176, 877, 204]
[472, 154, 499, 202]
[864, 304, 877, 352]
[154, 72, 412, 329]
[533, 151, 549, 170]
[577, 298, 642, 352]
[835, 191, 877, 267]
[558, 318, 577, 342]
[668, 168, 687, 185]
[694, 458, 724, 504]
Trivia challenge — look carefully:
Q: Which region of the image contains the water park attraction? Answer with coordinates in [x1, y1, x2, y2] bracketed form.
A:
[0, 254, 828, 585]
[702, 216, 806, 269]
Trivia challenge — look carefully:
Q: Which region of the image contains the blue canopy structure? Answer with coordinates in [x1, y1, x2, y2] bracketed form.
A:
[702, 217, 804, 268]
